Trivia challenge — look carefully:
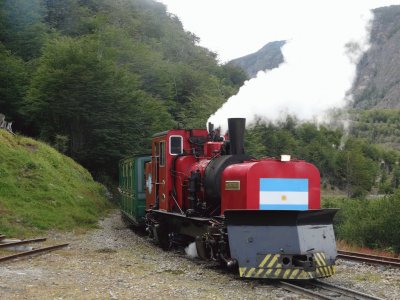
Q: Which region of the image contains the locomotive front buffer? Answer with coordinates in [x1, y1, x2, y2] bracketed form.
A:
[225, 209, 338, 280]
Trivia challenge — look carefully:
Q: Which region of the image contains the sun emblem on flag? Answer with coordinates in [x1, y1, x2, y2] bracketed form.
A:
[281, 195, 287, 201]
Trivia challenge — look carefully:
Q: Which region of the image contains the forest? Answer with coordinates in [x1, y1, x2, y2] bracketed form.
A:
[1, 0, 400, 194]
[0, 0, 247, 181]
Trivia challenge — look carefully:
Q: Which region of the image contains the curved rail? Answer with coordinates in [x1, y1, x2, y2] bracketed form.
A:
[280, 280, 384, 300]
[310, 280, 384, 300]
[0, 243, 69, 262]
[337, 250, 400, 268]
[0, 238, 47, 248]
[279, 281, 332, 300]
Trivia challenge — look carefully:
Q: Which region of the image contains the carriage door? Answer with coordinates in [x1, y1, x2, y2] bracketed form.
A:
[153, 139, 167, 210]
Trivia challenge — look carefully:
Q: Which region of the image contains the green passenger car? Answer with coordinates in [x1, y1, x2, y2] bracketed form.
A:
[118, 155, 151, 225]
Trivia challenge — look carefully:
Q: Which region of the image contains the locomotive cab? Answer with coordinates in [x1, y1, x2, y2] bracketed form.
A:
[144, 128, 224, 215]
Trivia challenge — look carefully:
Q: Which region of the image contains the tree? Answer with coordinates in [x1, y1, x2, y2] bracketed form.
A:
[24, 35, 174, 178]
[0, 43, 28, 129]
[0, 0, 47, 60]
[0, 0, 275, 183]
[44, 0, 95, 36]
[336, 139, 378, 197]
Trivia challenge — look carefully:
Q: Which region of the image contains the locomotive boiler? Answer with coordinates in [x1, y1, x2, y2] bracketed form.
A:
[119, 118, 338, 280]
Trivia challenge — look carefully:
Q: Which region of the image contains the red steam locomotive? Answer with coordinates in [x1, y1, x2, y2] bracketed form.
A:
[119, 118, 338, 280]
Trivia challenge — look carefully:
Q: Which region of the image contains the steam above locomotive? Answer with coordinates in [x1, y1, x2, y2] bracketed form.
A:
[119, 118, 338, 280]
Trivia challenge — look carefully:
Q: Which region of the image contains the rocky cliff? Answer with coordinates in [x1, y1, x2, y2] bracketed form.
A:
[351, 5, 400, 109]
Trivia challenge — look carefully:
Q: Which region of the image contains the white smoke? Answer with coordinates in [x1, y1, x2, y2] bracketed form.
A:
[207, 2, 397, 132]
[184, 242, 198, 258]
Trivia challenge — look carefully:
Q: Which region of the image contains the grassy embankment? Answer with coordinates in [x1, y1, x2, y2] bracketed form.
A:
[322, 195, 400, 254]
[0, 130, 112, 237]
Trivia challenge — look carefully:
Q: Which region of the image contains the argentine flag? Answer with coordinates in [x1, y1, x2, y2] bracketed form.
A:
[259, 178, 309, 210]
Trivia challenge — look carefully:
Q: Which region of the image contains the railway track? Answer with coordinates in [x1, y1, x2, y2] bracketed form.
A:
[0, 237, 47, 248]
[0, 243, 69, 262]
[280, 279, 384, 300]
[337, 250, 400, 268]
[0, 235, 68, 263]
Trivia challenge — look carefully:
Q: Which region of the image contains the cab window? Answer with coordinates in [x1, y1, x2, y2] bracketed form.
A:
[159, 141, 166, 166]
[170, 135, 183, 155]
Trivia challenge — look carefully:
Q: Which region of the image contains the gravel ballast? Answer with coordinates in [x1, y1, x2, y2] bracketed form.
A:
[0, 210, 399, 299]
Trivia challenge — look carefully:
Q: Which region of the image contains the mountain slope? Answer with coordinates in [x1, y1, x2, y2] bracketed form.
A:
[0, 130, 111, 237]
[228, 40, 285, 78]
[0, 0, 246, 180]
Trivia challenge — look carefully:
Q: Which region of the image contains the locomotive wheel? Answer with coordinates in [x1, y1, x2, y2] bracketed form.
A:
[155, 223, 170, 251]
[195, 236, 211, 260]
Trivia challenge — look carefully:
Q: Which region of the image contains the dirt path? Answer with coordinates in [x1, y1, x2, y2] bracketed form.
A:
[0, 210, 399, 299]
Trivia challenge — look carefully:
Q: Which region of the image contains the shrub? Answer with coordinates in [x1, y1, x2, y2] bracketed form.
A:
[322, 194, 400, 253]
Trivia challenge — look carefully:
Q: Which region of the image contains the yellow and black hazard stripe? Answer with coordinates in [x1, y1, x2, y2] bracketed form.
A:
[240, 266, 313, 279]
[314, 252, 336, 277]
[314, 252, 327, 267]
[258, 253, 283, 269]
[238, 252, 335, 280]
[316, 265, 336, 277]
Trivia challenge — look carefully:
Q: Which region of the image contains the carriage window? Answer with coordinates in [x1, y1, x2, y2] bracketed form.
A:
[159, 141, 166, 166]
[155, 142, 159, 156]
[137, 157, 149, 193]
[170, 136, 183, 155]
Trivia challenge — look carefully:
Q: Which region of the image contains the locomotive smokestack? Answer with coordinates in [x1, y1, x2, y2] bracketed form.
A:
[208, 122, 214, 134]
[228, 118, 245, 155]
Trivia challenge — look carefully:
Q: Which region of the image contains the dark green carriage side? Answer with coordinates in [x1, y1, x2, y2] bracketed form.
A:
[119, 156, 151, 225]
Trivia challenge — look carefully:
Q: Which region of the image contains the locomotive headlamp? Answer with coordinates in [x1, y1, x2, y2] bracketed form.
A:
[281, 155, 291, 162]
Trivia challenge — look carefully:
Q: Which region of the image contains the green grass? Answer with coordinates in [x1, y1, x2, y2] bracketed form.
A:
[0, 130, 112, 237]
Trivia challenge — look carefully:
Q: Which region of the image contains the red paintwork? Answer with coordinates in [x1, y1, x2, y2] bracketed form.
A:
[145, 128, 321, 216]
[221, 159, 321, 214]
[151, 135, 167, 210]
[207, 142, 222, 157]
[173, 155, 196, 210]
[145, 129, 223, 211]
[177, 159, 209, 210]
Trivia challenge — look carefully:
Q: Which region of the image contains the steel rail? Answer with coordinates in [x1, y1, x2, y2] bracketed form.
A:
[337, 251, 400, 267]
[338, 250, 400, 262]
[280, 280, 384, 300]
[0, 238, 47, 248]
[279, 281, 333, 300]
[0, 243, 69, 262]
[310, 280, 384, 300]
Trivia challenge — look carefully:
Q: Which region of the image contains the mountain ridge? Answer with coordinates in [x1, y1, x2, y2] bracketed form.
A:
[230, 5, 400, 111]
[228, 40, 285, 78]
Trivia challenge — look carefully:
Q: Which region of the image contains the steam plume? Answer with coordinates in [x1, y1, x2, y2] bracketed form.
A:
[207, 3, 392, 132]
[184, 242, 198, 258]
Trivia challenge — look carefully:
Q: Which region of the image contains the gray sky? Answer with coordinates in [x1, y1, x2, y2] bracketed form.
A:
[157, 0, 399, 63]
[156, 1, 400, 129]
